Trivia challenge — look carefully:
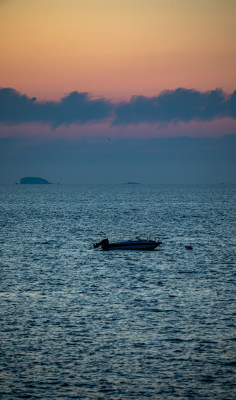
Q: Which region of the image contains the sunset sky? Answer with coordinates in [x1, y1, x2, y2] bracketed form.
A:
[1, 0, 236, 183]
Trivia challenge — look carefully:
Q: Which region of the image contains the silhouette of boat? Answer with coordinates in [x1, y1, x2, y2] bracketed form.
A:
[93, 237, 162, 251]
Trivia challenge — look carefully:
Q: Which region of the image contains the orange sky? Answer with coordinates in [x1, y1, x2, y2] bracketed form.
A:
[1, 0, 236, 100]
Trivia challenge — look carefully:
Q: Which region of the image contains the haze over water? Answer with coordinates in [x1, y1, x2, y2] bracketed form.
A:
[0, 183, 235, 399]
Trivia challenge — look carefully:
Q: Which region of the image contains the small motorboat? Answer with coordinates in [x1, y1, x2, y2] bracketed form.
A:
[93, 237, 162, 251]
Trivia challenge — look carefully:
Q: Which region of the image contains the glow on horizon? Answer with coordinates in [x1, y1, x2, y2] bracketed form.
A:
[1, 0, 236, 100]
[1, 118, 235, 140]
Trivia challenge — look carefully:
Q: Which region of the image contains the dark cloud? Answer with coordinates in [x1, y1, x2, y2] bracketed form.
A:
[0, 87, 235, 126]
[0, 88, 113, 125]
[113, 88, 236, 125]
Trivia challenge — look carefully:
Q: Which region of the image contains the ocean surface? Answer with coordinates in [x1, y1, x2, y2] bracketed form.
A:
[0, 184, 235, 399]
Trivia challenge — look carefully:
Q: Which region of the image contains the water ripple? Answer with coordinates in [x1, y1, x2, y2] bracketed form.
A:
[0, 184, 235, 399]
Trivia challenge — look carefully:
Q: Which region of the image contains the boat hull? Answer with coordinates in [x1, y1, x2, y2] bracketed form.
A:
[103, 243, 161, 250]
[94, 238, 162, 251]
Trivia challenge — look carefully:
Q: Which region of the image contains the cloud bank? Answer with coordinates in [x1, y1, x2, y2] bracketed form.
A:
[0, 88, 112, 125]
[1, 135, 235, 184]
[0, 87, 236, 126]
[114, 89, 236, 125]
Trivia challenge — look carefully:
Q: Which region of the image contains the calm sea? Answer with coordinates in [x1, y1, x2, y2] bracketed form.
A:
[0, 184, 235, 399]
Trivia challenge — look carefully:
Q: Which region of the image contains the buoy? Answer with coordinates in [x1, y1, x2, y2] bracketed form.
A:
[185, 245, 193, 250]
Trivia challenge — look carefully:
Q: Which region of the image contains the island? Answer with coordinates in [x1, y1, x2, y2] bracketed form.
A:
[20, 177, 52, 184]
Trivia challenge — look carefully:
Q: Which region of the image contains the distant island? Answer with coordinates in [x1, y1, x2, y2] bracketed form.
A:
[20, 177, 52, 184]
[125, 182, 140, 185]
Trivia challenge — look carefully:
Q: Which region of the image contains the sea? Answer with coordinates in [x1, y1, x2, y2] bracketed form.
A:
[0, 184, 235, 399]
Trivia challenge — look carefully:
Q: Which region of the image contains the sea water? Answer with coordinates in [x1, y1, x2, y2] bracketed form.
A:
[0, 184, 235, 399]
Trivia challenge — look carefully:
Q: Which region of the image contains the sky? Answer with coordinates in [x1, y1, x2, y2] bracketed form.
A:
[0, 0, 236, 183]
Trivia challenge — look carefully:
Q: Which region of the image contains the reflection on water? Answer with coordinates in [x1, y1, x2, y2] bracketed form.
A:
[0, 184, 235, 399]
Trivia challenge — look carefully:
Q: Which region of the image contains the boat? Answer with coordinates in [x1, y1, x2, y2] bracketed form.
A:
[93, 237, 162, 251]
